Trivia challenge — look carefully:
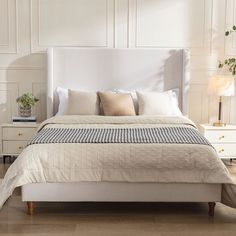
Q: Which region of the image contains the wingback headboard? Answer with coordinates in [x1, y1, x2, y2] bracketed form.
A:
[47, 47, 190, 117]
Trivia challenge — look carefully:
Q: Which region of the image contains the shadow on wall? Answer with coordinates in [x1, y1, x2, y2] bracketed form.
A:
[2, 54, 47, 123]
[126, 49, 190, 112]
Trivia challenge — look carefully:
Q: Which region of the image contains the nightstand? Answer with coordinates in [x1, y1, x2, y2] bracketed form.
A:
[199, 124, 236, 159]
[1, 123, 38, 163]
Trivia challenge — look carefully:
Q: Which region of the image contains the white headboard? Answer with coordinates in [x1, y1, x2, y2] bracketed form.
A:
[47, 47, 190, 117]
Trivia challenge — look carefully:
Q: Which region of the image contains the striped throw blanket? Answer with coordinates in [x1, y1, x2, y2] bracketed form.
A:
[29, 127, 211, 146]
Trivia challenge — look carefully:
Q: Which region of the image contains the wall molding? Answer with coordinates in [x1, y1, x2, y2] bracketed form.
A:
[0, 0, 18, 54]
[30, 0, 115, 53]
[0, 0, 9, 47]
[0, 81, 19, 120]
[224, 0, 236, 56]
[114, 0, 129, 48]
[128, 0, 213, 55]
[0, 66, 45, 70]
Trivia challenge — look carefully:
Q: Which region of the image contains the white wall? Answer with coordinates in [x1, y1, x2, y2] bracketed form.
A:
[0, 0, 235, 125]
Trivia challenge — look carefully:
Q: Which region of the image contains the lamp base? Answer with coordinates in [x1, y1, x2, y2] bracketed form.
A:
[213, 121, 226, 127]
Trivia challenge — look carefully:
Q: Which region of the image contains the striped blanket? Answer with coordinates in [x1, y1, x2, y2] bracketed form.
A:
[29, 127, 211, 145]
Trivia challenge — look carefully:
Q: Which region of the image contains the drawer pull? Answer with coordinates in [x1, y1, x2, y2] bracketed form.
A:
[219, 148, 225, 153]
[18, 133, 23, 136]
[219, 135, 225, 140]
[18, 146, 23, 150]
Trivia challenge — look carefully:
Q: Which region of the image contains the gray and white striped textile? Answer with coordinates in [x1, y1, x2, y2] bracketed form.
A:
[29, 127, 211, 146]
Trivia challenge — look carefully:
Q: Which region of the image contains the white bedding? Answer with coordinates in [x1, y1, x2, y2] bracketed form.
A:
[0, 115, 236, 209]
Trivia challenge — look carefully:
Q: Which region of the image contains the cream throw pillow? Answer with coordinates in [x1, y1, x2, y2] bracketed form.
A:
[66, 89, 100, 115]
[136, 90, 182, 116]
[98, 92, 136, 116]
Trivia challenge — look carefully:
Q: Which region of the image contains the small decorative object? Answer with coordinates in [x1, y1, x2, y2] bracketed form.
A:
[16, 93, 39, 117]
[208, 75, 235, 126]
[219, 25, 236, 75]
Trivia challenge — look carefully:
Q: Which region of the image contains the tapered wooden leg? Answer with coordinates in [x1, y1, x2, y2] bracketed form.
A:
[27, 202, 34, 215]
[208, 202, 216, 217]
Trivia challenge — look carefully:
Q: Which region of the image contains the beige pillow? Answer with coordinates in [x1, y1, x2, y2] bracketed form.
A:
[66, 89, 100, 115]
[98, 92, 136, 116]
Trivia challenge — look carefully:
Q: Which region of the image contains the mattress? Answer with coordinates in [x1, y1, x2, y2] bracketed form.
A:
[0, 115, 236, 208]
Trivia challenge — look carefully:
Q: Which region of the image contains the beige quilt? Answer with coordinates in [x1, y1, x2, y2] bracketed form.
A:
[0, 115, 235, 208]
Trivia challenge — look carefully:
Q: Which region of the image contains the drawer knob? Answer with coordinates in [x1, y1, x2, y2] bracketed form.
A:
[18, 133, 23, 136]
[219, 135, 225, 140]
[219, 148, 225, 153]
[18, 146, 23, 150]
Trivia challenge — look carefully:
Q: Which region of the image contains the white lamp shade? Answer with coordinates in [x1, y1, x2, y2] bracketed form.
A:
[208, 75, 235, 96]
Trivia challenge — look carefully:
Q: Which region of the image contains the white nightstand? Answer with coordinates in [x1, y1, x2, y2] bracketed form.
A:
[1, 123, 38, 164]
[199, 124, 236, 159]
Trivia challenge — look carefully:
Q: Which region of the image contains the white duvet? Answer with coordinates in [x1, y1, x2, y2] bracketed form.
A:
[0, 115, 236, 208]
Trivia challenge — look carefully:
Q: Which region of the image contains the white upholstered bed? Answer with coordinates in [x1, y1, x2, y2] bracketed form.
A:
[1, 48, 234, 216]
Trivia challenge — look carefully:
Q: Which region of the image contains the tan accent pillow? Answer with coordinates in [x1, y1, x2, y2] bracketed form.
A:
[66, 89, 100, 115]
[98, 92, 136, 116]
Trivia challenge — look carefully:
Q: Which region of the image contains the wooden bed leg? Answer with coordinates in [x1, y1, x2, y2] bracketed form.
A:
[208, 202, 216, 217]
[27, 202, 34, 216]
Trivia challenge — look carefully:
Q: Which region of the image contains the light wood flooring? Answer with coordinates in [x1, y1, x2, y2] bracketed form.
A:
[1, 158, 236, 236]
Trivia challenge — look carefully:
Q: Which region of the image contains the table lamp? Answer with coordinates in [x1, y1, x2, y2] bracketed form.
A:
[208, 75, 235, 126]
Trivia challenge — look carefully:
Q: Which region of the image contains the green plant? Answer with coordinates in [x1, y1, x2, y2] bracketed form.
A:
[16, 93, 39, 108]
[225, 25, 236, 36]
[219, 25, 236, 75]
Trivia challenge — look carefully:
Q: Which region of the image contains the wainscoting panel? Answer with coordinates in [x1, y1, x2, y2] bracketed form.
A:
[225, 0, 236, 56]
[30, 0, 113, 52]
[135, 0, 213, 54]
[0, 68, 46, 120]
[0, 0, 17, 53]
[114, 0, 129, 48]
[189, 84, 209, 125]
[0, 82, 19, 124]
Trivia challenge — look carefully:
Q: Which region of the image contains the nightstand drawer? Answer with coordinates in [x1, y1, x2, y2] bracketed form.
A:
[212, 143, 236, 157]
[205, 130, 236, 143]
[2, 127, 36, 141]
[3, 141, 28, 154]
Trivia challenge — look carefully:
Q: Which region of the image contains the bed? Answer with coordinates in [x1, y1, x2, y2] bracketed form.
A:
[1, 48, 235, 216]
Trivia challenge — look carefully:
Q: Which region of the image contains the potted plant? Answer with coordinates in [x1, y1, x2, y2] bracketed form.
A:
[16, 93, 39, 117]
[219, 25, 236, 75]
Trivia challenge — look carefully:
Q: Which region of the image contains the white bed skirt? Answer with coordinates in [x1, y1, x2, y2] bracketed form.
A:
[22, 182, 222, 202]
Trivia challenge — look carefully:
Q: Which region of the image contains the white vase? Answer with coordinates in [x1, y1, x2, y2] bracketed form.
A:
[19, 105, 32, 117]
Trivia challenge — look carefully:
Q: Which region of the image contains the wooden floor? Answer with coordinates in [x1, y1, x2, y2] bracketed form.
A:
[1, 159, 236, 236]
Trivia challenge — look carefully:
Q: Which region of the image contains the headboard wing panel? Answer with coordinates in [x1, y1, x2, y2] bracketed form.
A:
[47, 48, 190, 117]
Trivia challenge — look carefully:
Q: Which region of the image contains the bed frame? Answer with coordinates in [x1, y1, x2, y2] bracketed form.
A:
[22, 47, 221, 216]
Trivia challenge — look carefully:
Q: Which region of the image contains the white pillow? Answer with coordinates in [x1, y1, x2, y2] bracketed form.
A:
[136, 90, 182, 116]
[56, 87, 68, 116]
